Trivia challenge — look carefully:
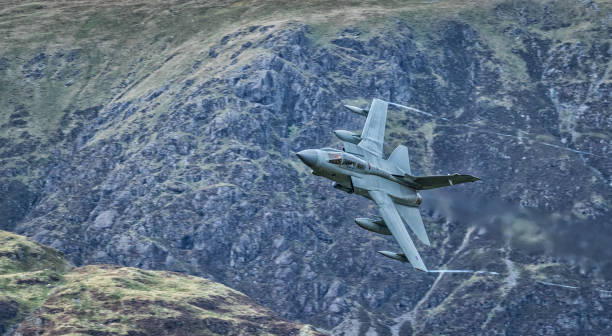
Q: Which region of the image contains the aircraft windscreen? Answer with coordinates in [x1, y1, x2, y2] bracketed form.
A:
[328, 153, 342, 164]
[342, 154, 366, 170]
[328, 152, 366, 169]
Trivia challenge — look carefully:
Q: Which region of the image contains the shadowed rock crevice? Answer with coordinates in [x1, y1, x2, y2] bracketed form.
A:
[0, 181, 37, 231]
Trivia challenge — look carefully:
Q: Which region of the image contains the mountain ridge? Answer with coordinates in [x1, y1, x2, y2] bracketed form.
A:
[1, 0, 610, 334]
[0, 230, 324, 335]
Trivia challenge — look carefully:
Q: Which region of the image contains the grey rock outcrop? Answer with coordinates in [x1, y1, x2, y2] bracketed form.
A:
[1, 1, 610, 335]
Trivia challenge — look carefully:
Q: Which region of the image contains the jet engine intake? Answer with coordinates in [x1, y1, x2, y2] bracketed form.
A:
[355, 217, 391, 235]
[333, 130, 361, 144]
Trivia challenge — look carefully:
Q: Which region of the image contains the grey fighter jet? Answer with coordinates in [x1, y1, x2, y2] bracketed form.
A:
[296, 99, 479, 271]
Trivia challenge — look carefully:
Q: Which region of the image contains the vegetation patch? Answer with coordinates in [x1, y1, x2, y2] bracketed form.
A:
[0, 231, 70, 333]
[0, 232, 322, 335]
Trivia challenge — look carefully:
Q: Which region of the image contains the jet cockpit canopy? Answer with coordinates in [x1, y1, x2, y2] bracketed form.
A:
[327, 152, 367, 170]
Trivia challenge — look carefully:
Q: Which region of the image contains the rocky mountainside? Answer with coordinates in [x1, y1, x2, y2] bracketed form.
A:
[1, 0, 610, 334]
[0, 230, 323, 335]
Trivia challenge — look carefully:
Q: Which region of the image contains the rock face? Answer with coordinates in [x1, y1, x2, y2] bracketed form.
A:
[1, 0, 610, 335]
[0, 181, 37, 231]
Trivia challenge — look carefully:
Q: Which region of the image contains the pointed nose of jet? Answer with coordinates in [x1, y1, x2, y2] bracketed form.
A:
[296, 149, 319, 167]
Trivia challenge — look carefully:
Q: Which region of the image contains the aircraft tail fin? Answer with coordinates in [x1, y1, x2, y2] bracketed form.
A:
[388, 145, 411, 174]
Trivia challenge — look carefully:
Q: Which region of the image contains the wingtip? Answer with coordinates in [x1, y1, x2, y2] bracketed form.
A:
[413, 256, 428, 272]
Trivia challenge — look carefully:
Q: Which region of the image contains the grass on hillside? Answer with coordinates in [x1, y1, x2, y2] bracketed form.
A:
[20, 265, 321, 335]
[0, 231, 322, 335]
[0, 230, 70, 327]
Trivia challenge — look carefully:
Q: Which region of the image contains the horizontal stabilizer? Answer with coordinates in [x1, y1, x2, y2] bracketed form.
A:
[395, 204, 430, 246]
[393, 173, 480, 190]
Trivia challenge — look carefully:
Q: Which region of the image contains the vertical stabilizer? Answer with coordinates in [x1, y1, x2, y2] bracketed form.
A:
[388, 145, 411, 174]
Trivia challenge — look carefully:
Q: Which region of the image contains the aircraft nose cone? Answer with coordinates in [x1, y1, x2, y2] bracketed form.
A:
[296, 149, 318, 167]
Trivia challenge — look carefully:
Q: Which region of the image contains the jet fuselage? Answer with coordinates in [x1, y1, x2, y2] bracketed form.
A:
[297, 148, 422, 207]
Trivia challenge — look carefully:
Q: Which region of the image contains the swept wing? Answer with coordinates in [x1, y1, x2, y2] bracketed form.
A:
[369, 190, 428, 271]
[393, 173, 480, 190]
[357, 99, 388, 158]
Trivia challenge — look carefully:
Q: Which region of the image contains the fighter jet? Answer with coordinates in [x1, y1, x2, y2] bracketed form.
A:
[296, 99, 479, 271]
